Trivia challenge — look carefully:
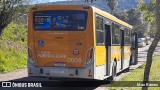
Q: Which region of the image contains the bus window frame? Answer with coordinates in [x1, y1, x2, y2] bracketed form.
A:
[111, 23, 121, 46]
[33, 10, 88, 31]
[120, 26, 125, 47]
[95, 14, 105, 46]
[95, 13, 132, 46]
[124, 28, 131, 46]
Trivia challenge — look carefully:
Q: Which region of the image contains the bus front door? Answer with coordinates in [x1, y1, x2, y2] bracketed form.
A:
[105, 24, 111, 76]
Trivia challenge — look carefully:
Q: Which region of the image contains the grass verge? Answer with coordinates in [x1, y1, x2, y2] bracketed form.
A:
[108, 54, 160, 90]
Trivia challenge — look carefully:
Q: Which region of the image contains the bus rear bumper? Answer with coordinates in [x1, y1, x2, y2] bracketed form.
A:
[28, 62, 94, 80]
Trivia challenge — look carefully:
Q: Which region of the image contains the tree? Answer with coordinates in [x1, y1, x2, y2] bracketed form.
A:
[0, 0, 45, 36]
[0, 0, 24, 36]
[13, 5, 29, 24]
[114, 9, 148, 38]
[138, 0, 160, 90]
[106, 0, 118, 14]
[84, 0, 118, 14]
[138, 0, 155, 23]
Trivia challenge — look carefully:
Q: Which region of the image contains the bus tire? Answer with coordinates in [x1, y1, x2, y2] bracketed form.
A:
[125, 67, 130, 72]
[125, 55, 132, 72]
[111, 61, 117, 81]
[129, 54, 133, 65]
[131, 55, 135, 65]
[131, 53, 137, 65]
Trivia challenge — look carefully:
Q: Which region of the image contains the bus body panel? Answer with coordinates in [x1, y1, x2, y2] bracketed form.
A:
[92, 6, 133, 80]
[111, 46, 121, 61]
[28, 5, 94, 68]
[95, 46, 106, 66]
[28, 5, 95, 79]
[124, 46, 131, 59]
[34, 31, 86, 67]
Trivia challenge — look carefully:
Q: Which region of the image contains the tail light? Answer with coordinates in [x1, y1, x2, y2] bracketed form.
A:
[86, 48, 93, 65]
[28, 47, 33, 58]
[28, 47, 35, 65]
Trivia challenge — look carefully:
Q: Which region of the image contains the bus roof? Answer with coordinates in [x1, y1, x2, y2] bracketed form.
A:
[32, 5, 132, 29]
[91, 6, 133, 29]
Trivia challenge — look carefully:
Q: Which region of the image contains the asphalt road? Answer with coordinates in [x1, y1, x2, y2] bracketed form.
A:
[0, 42, 160, 90]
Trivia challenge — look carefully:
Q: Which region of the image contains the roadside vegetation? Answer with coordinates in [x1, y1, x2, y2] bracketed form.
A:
[108, 54, 160, 90]
[0, 23, 27, 73]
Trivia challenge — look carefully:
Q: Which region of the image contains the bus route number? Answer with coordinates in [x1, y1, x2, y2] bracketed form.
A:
[68, 58, 82, 63]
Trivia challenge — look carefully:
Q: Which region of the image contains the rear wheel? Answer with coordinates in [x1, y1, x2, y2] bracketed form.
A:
[125, 67, 130, 72]
[125, 55, 133, 72]
[131, 55, 135, 64]
[130, 51, 138, 65]
[111, 61, 117, 81]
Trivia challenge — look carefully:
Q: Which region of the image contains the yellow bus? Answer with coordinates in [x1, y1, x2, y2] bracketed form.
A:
[28, 5, 138, 80]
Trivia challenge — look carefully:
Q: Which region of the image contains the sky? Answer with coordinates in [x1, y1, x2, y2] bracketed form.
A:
[48, 0, 67, 2]
[32, 0, 67, 4]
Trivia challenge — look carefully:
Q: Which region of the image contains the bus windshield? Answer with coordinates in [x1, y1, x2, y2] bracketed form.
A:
[33, 10, 88, 31]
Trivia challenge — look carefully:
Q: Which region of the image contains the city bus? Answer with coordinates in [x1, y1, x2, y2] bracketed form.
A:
[28, 5, 138, 80]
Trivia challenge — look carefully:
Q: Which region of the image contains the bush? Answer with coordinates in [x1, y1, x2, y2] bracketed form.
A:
[0, 23, 27, 73]
[1, 22, 27, 44]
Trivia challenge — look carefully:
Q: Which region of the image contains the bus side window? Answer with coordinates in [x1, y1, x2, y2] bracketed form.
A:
[112, 23, 120, 45]
[96, 16, 104, 45]
[124, 29, 131, 45]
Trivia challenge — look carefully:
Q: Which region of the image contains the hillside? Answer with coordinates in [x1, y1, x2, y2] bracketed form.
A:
[43, 0, 150, 11]
[0, 23, 27, 73]
[118, 0, 150, 10]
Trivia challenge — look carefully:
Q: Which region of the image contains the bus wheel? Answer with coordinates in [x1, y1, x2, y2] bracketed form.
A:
[125, 56, 132, 72]
[111, 61, 117, 81]
[131, 55, 135, 65]
[125, 58, 130, 72]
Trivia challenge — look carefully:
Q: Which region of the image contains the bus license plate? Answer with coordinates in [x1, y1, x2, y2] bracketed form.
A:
[54, 62, 65, 67]
[50, 69, 64, 74]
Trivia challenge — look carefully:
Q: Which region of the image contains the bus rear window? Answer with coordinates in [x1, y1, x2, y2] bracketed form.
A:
[33, 10, 88, 31]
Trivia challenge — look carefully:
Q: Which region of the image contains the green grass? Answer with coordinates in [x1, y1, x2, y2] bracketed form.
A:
[108, 54, 160, 90]
[0, 23, 27, 73]
[1, 23, 27, 43]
